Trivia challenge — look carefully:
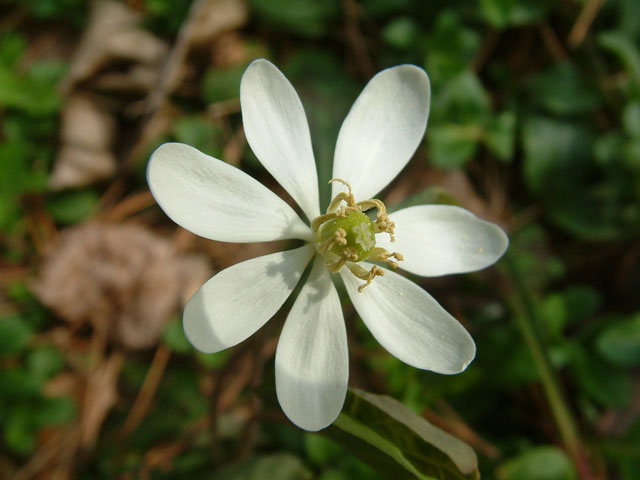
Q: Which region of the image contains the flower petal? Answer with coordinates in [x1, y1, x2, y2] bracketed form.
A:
[184, 245, 314, 353]
[341, 265, 475, 374]
[147, 142, 312, 242]
[241, 59, 320, 221]
[332, 65, 430, 200]
[276, 257, 348, 431]
[376, 205, 509, 277]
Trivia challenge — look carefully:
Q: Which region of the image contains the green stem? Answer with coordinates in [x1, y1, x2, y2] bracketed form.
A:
[504, 257, 581, 458]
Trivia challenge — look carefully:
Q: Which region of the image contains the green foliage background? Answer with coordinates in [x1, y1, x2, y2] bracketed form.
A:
[1, 0, 639, 478]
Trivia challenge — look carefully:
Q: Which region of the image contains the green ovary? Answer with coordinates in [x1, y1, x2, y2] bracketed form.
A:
[319, 210, 376, 261]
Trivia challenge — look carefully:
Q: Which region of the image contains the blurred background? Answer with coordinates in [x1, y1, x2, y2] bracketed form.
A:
[1, 0, 639, 478]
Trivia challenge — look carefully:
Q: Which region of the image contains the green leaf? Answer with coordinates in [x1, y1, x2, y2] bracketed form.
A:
[173, 115, 223, 158]
[3, 405, 37, 454]
[522, 117, 591, 194]
[0, 367, 43, 397]
[196, 350, 230, 369]
[33, 395, 76, 426]
[0, 139, 48, 231]
[496, 446, 577, 480]
[0, 315, 33, 356]
[431, 71, 491, 124]
[521, 116, 624, 239]
[546, 185, 625, 241]
[202, 66, 245, 104]
[540, 285, 602, 338]
[428, 124, 479, 169]
[529, 62, 601, 115]
[327, 388, 479, 480]
[616, 0, 640, 40]
[598, 32, 640, 89]
[26, 348, 65, 382]
[484, 110, 516, 161]
[0, 60, 64, 116]
[571, 349, 632, 407]
[249, 0, 340, 37]
[594, 132, 624, 167]
[144, 0, 192, 33]
[163, 319, 192, 354]
[502, 224, 564, 293]
[214, 453, 313, 480]
[389, 186, 460, 212]
[539, 294, 569, 339]
[46, 189, 100, 224]
[623, 101, 640, 138]
[479, 0, 546, 29]
[305, 433, 344, 466]
[425, 11, 480, 85]
[595, 313, 640, 366]
[0, 32, 26, 67]
[383, 17, 420, 50]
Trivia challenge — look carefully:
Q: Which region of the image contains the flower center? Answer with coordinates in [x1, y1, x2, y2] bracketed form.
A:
[319, 210, 375, 262]
[311, 178, 404, 292]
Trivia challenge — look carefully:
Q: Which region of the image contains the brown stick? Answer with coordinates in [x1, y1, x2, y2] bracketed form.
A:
[119, 344, 171, 439]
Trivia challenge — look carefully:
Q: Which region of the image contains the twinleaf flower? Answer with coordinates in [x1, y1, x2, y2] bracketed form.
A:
[147, 59, 508, 431]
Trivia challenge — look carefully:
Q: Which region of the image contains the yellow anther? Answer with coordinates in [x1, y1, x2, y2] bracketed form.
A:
[325, 247, 358, 273]
[358, 199, 395, 241]
[328, 178, 356, 210]
[370, 247, 404, 269]
[347, 263, 385, 292]
[374, 213, 396, 242]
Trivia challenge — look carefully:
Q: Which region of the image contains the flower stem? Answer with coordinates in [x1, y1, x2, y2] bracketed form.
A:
[503, 257, 581, 459]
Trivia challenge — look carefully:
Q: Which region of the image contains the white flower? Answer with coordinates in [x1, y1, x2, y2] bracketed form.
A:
[147, 59, 508, 431]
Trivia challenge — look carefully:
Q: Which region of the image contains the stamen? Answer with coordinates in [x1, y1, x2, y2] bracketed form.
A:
[311, 212, 339, 232]
[374, 214, 395, 242]
[347, 263, 385, 292]
[357, 199, 395, 242]
[326, 248, 358, 273]
[328, 178, 356, 210]
[369, 247, 404, 269]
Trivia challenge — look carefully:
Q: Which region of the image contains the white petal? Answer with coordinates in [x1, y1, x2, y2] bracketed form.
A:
[341, 265, 475, 374]
[184, 245, 314, 353]
[147, 142, 312, 243]
[332, 65, 430, 200]
[276, 257, 348, 431]
[376, 205, 509, 277]
[241, 59, 320, 221]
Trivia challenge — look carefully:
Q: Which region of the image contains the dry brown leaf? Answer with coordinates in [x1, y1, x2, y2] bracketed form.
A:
[49, 147, 117, 190]
[146, 0, 248, 113]
[210, 32, 252, 68]
[81, 352, 124, 447]
[93, 64, 159, 93]
[183, 0, 249, 48]
[34, 222, 210, 350]
[49, 94, 117, 189]
[62, 0, 168, 92]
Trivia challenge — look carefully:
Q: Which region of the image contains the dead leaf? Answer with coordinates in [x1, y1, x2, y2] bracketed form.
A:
[34, 222, 210, 350]
[183, 0, 249, 47]
[49, 94, 117, 189]
[93, 64, 160, 93]
[81, 352, 124, 447]
[146, 0, 248, 113]
[62, 0, 168, 92]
